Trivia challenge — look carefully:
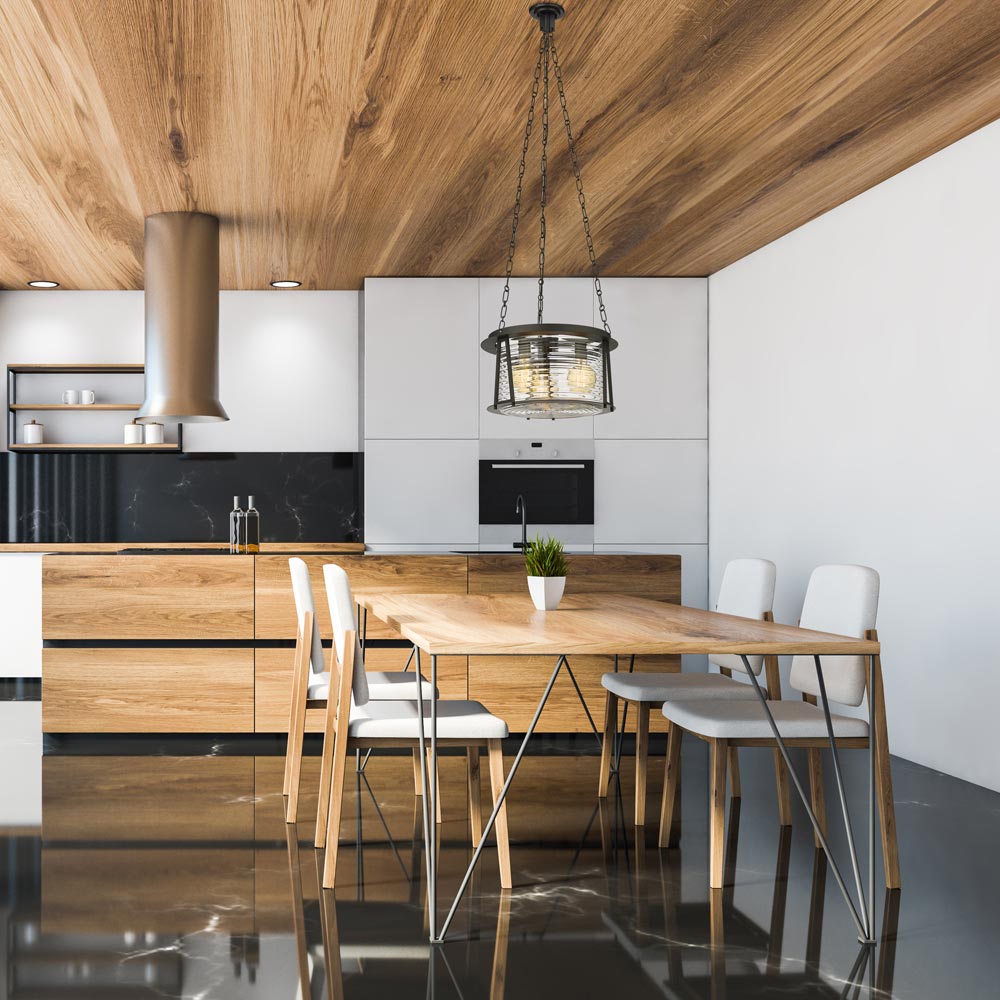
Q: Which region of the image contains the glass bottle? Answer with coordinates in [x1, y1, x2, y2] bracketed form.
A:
[245, 496, 260, 554]
[229, 496, 244, 554]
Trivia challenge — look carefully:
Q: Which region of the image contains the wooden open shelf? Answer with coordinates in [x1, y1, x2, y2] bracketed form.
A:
[9, 443, 180, 452]
[7, 363, 144, 374]
[7, 363, 182, 452]
[9, 403, 141, 411]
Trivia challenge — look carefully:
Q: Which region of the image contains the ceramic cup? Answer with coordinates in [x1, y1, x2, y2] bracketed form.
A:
[79, 389, 95, 405]
[62, 389, 80, 405]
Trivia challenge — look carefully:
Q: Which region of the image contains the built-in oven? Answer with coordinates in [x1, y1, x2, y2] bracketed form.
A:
[478, 439, 594, 550]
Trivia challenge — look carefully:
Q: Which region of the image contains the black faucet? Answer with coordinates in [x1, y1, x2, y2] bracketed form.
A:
[513, 494, 528, 550]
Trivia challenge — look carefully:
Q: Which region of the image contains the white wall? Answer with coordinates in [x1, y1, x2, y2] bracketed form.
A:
[0, 290, 360, 451]
[708, 119, 1000, 792]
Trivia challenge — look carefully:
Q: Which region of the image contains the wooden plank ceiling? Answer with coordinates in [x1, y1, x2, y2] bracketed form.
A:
[1, 0, 999, 290]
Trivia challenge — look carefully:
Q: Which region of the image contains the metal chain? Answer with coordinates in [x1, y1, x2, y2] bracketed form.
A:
[498, 37, 545, 333]
[537, 33, 550, 324]
[551, 39, 611, 334]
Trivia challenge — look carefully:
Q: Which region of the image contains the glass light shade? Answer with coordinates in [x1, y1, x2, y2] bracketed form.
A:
[482, 322, 617, 418]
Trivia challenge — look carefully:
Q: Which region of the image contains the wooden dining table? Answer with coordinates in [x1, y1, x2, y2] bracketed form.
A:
[353, 591, 881, 945]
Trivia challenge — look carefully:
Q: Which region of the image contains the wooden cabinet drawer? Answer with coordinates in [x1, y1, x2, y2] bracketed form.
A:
[254, 645, 468, 732]
[254, 554, 468, 640]
[468, 553, 682, 602]
[469, 653, 679, 733]
[42, 555, 255, 639]
[42, 648, 254, 733]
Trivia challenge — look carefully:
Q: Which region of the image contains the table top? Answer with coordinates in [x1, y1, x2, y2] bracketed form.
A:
[354, 592, 879, 657]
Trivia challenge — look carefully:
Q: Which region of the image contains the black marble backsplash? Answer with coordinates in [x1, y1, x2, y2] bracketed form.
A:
[0, 451, 362, 543]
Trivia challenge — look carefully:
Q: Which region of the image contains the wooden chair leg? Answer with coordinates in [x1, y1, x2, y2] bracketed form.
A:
[412, 748, 424, 794]
[467, 746, 483, 847]
[314, 691, 338, 847]
[283, 629, 306, 797]
[321, 632, 357, 890]
[285, 614, 314, 823]
[426, 751, 442, 824]
[634, 702, 650, 825]
[597, 690, 618, 797]
[320, 724, 350, 889]
[709, 738, 728, 888]
[807, 749, 826, 849]
[658, 722, 682, 848]
[868, 644, 901, 888]
[773, 749, 792, 825]
[487, 739, 512, 889]
[727, 747, 742, 798]
[763, 646, 791, 824]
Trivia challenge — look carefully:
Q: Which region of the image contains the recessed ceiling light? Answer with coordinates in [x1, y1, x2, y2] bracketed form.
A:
[27, 280, 59, 288]
[270, 279, 301, 288]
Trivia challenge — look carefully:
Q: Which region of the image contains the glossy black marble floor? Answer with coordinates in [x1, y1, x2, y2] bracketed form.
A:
[2, 710, 999, 998]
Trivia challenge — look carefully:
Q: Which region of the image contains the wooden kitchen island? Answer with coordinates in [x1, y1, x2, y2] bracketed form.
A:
[41, 550, 681, 735]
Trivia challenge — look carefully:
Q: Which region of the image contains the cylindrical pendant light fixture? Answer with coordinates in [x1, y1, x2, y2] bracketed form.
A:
[482, 3, 617, 419]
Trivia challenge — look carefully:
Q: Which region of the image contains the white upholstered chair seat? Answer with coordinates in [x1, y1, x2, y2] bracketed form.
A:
[662, 699, 869, 740]
[307, 671, 435, 701]
[348, 700, 509, 740]
[601, 671, 765, 703]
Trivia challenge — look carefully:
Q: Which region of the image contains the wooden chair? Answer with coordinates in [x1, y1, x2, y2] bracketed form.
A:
[597, 558, 790, 834]
[283, 557, 436, 824]
[316, 562, 512, 891]
[660, 564, 900, 892]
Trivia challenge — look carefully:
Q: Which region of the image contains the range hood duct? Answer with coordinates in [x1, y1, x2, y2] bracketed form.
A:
[138, 211, 228, 423]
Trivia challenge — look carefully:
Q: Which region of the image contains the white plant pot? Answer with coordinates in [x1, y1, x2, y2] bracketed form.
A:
[527, 576, 566, 611]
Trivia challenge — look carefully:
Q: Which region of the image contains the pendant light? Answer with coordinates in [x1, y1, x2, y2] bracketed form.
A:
[482, 3, 617, 419]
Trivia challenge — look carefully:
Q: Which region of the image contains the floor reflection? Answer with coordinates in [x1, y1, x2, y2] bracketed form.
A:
[1, 744, 996, 996]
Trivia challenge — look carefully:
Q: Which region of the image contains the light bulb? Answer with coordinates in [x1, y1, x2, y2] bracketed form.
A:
[512, 366, 532, 394]
[567, 361, 596, 391]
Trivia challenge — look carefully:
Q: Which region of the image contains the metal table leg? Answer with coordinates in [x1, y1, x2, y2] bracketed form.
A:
[414, 648, 434, 936]
[434, 654, 570, 943]
[738, 654, 876, 945]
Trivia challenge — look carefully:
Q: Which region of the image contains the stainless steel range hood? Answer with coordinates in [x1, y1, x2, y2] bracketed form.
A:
[137, 211, 229, 423]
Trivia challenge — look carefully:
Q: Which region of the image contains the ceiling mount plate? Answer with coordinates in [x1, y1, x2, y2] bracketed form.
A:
[529, 3, 565, 32]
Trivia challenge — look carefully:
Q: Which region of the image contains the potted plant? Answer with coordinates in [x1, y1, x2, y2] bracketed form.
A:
[524, 534, 568, 611]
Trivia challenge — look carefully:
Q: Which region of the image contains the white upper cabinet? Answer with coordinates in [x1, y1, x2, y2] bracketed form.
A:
[364, 278, 480, 439]
[478, 277, 596, 439]
[364, 439, 479, 546]
[594, 278, 708, 440]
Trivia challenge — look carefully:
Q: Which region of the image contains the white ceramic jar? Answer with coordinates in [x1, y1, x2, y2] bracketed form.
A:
[123, 420, 143, 445]
[143, 422, 164, 444]
[22, 420, 44, 445]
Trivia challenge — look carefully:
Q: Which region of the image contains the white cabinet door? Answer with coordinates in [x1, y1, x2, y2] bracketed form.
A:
[365, 278, 480, 439]
[595, 278, 708, 439]
[479, 277, 595, 439]
[365, 440, 479, 545]
[594, 439, 708, 544]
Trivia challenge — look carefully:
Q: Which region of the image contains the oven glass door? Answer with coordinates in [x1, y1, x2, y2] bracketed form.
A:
[478, 460, 594, 525]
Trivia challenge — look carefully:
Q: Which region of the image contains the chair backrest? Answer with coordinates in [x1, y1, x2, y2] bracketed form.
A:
[322, 563, 370, 707]
[288, 558, 325, 677]
[711, 558, 777, 676]
[789, 564, 879, 707]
